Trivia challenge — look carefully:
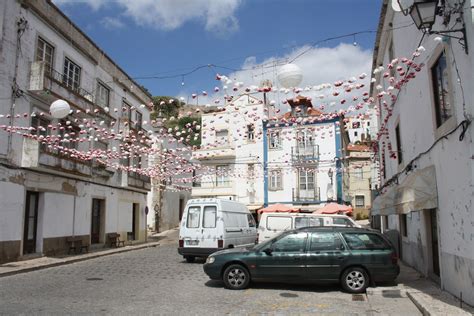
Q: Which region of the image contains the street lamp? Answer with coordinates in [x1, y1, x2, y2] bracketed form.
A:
[397, 0, 468, 53]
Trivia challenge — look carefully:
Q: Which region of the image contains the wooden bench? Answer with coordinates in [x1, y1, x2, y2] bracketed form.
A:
[106, 233, 125, 248]
[66, 236, 88, 254]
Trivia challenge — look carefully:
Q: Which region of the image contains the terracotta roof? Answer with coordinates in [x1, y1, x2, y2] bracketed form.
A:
[347, 144, 371, 152]
[287, 95, 313, 107]
[280, 107, 324, 119]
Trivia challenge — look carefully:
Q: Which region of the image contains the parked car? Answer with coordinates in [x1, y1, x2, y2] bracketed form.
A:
[178, 198, 257, 263]
[257, 212, 361, 243]
[203, 226, 399, 293]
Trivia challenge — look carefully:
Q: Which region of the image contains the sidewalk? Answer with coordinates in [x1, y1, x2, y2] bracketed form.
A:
[367, 262, 474, 316]
[0, 228, 179, 278]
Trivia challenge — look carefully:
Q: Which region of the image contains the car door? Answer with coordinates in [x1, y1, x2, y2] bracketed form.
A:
[255, 232, 308, 281]
[305, 232, 349, 281]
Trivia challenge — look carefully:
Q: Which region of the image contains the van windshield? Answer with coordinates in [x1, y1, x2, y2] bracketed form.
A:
[186, 206, 201, 228]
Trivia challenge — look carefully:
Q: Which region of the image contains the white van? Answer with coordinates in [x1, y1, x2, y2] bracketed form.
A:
[178, 198, 257, 262]
[257, 213, 361, 243]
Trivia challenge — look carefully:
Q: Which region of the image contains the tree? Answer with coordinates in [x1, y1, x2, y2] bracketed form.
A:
[164, 116, 202, 147]
[150, 96, 185, 120]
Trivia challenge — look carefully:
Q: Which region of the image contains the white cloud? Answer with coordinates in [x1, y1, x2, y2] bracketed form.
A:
[100, 16, 125, 29]
[179, 43, 373, 113]
[53, 0, 242, 35]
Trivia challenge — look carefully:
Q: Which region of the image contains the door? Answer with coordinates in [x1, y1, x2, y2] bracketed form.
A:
[91, 199, 102, 244]
[298, 170, 316, 200]
[201, 205, 219, 248]
[305, 232, 347, 281]
[255, 232, 308, 281]
[179, 198, 185, 221]
[182, 205, 202, 249]
[23, 192, 39, 254]
[132, 203, 139, 240]
[429, 210, 440, 276]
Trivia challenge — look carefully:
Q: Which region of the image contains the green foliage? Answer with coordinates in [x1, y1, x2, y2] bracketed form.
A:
[151, 96, 185, 119]
[164, 116, 202, 147]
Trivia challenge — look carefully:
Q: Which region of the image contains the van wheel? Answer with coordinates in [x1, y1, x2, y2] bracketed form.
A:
[185, 256, 195, 263]
[223, 264, 250, 290]
[341, 267, 369, 293]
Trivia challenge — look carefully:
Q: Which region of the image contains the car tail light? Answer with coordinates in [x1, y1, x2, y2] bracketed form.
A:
[179, 239, 184, 248]
[218, 239, 223, 248]
[391, 252, 398, 264]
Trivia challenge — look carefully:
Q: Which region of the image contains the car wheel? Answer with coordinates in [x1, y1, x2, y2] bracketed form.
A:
[185, 256, 195, 263]
[341, 267, 369, 293]
[223, 264, 250, 290]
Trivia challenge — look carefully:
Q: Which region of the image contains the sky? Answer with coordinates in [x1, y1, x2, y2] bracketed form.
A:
[52, 0, 383, 104]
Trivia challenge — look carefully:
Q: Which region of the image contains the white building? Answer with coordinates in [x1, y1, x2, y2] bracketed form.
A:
[371, 0, 474, 305]
[345, 111, 378, 143]
[0, 0, 152, 262]
[147, 129, 192, 232]
[192, 94, 348, 212]
[265, 96, 347, 210]
[192, 94, 265, 212]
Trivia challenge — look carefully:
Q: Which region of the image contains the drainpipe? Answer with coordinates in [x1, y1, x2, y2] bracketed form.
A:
[263, 123, 268, 207]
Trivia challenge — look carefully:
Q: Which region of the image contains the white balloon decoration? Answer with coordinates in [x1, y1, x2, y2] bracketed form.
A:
[277, 63, 303, 88]
[50, 99, 71, 119]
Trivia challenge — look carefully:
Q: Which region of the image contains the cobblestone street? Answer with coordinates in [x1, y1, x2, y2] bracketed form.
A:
[0, 233, 422, 315]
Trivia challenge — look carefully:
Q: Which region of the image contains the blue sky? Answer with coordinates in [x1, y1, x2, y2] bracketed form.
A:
[53, 0, 383, 100]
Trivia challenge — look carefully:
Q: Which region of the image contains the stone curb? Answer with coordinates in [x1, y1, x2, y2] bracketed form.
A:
[406, 291, 472, 316]
[0, 241, 161, 278]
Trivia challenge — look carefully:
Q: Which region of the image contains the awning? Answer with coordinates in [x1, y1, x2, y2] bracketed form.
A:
[394, 165, 438, 214]
[371, 165, 438, 216]
[371, 186, 397, 216]
[257, 204, 300, 214]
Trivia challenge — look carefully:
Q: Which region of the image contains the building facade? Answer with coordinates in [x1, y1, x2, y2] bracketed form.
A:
[371, 0, 474, 305]
[0, 0, 152, 262]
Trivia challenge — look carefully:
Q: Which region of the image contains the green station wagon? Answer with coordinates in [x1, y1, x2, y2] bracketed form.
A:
[203, 227, 399, 293]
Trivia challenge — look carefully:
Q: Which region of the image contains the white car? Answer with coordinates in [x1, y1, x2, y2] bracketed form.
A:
[257, 212, 361, 243]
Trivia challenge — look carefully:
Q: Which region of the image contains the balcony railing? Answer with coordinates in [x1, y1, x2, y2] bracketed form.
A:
[291, 144, 319, 162]
[292, 187, 321, 202]
[47, 68, 94, 103]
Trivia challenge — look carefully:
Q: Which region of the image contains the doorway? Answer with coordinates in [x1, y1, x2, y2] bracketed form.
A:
[132, 203, 139, 240]
[91, 199, 104, 244]
[179, 198, 185, 221]
[23, 191, 39, 254]
[428, 209, 440, 277]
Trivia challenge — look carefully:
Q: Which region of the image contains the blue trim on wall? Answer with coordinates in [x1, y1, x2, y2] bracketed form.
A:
[263, 122, 269, 207]
[334, 121, 343, 204]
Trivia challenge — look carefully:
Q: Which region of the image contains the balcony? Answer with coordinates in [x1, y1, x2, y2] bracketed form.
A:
[191, 180, 235, 197]
[292, 187, 321, 203]
[291, 144, 319, 163]
[192, 147, 236, 160]
[29, 61, 95, 112]
[127, 171, 151, 190]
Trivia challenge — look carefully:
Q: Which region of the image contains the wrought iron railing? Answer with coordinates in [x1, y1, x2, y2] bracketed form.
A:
[46, 68, 94, 103]
[291, 144, 319, 162]
[292, 187, 321, 202]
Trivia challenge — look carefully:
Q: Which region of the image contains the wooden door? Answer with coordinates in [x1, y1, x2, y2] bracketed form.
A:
[91, 199, 102, 244]
[430, 210, 440, 276]
[23, 192, 39, 254]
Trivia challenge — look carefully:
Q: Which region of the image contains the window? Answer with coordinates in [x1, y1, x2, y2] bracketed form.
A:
[63, 58, 81, 91]
[297, 130, 313, 148]
[186, 206, 200, 228]
[342, 233, 391, 250]
[354, 131, 358, 137]
[203, 206, 217, 228]
[216, 165, 229, 187]
[36, 37, 54, 75]
[333, 217, 353, 226]
[269, 170, 282, 190]
[388, 39, 395, 77]
[269, 131, 281, 149]
[400, 214, 408, 237]
[31, 116, 50, 151]
[247, 124, 255, 141]
[247, 214, 256, 228]
[266, 216, 292, 231]
[135, 111, 143, 130]
[309, 232, 344, 252]
[271, 232, 307, 253]
[216, 129, 228, 144]
[59, 120, 80, 150]
[367, 122, 370, 127]
[192, 169, 200, 187]
[94, 140, 108, 153]
[299, 170, 315, 190]
[395, 123, 403, 164]
[355, 195, 365, 207]
[294, 217, 323, 229]
[96, 82, 110, 108]
[352, 121, 361, 129]
[431, 51, 452, 128]
[355, 168, 363, 180]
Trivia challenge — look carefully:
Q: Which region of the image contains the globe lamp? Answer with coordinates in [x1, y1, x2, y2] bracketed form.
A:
[50, 99, 71, 119]
[277, 64, 303, 88]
